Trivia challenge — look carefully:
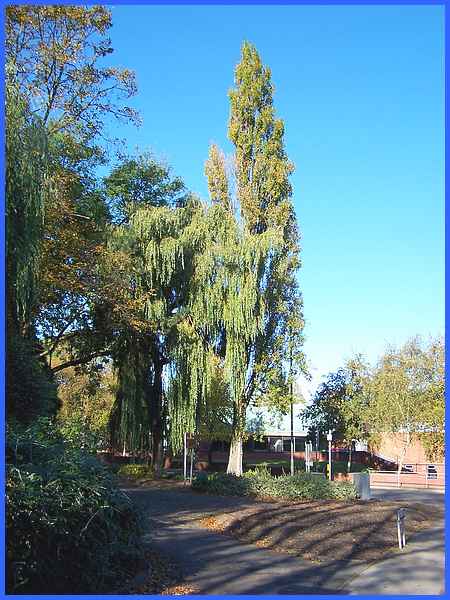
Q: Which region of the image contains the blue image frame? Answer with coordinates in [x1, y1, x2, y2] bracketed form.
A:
[0, 0, 446, 599]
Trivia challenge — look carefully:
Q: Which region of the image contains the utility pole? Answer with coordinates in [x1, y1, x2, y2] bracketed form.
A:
[290, 346, 294, 476]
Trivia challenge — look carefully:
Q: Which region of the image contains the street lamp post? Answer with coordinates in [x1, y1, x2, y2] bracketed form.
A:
[289, 345, 294, 476]
[327, 430, 333, 480]
[315, 429, 319, 469]
[290, 386, 294, 476]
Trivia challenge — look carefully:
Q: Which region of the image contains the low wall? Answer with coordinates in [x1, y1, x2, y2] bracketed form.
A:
[197, 449, 395, 468]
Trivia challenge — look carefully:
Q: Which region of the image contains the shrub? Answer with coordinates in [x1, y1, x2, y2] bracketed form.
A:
[192, 470, 358, 501]
[6, 419, 144, 594]
[117, 463, 154, 480]
[192, 472, 251, 496]
[7, 334, 59, 421]
[331, 480, 358, 500]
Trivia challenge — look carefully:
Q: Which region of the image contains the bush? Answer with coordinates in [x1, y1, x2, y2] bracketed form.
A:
[117, 463, 154, 480]
[7, 334, 59, 421]
[331, 480, 359, 500]
[6, 419, 144, 594]
[192, 470, 358, 501]
[192, 472, 251, 496]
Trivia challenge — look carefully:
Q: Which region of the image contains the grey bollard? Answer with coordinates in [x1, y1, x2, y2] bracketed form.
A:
[350, 472, 371, 500]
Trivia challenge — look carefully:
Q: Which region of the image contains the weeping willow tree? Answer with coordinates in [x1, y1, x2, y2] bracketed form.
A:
[108, 336, 152, 455]
[166, 202, 240, 454]
[201, 42, 306, 475]
[104, 161, 205, 468]
[6, 74, 61, 420]
[6, 76, 49, 337]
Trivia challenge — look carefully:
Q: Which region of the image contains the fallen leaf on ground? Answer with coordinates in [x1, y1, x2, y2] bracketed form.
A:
[162, 584, 200, 595]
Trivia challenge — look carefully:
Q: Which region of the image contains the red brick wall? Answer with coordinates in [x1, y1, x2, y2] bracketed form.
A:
[370, 433, 441, 465]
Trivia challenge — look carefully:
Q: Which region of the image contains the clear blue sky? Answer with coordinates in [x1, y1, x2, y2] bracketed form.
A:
[104, 5, 444, 400]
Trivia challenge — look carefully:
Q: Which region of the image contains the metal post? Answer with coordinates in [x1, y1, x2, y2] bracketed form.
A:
[183, 432, 187, 483]
[290, 397, 294, 476]
[289, 346, 294, 476]
[315, 429, 319, 470]
[328, 440, 332, 479]
[397, 508, 406, 549]
[189, 448, 194, 483]
[305, 442, 311, 473]
[327, 430, 333, 480]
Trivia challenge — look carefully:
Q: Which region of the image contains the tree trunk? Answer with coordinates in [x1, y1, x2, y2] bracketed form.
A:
[163, 449, 173, 469]
[227, 435, 244, 475]
[150, 356, 164, 475]
[226, 401, 245, 475]
[207, 441, 214, 469]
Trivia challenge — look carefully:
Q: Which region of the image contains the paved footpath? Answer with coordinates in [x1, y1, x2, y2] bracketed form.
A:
[348, 487, 445, 595]
[122, 483, 445, 595]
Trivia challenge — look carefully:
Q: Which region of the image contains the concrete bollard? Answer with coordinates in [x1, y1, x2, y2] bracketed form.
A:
[350, 472, 371, 500]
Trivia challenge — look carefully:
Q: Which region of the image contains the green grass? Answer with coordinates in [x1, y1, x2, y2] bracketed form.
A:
[314, 460, 369, 474]
[244, 459, 305, 469]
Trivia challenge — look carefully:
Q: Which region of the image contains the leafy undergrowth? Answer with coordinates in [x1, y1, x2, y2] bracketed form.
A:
[192, 468, 358, 501]
[117, 464, 185, 483]
[118, 463, 155, 480]
[199, 500, 435, 564]
[6, 418, 144, 594]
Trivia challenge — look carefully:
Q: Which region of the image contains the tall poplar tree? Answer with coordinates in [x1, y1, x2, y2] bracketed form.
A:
[205, 42, 305, 475]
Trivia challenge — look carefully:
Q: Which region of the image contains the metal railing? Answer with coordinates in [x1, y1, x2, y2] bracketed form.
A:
[369, 466, 445, 489]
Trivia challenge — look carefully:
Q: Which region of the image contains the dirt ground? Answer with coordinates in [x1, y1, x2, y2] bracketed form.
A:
[199, 498, 442, 564]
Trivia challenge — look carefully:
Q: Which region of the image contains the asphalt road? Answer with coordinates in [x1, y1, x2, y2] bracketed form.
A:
[371, 486, 445, 508]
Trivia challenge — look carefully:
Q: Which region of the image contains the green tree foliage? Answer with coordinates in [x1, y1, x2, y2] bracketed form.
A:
[366, 336, 444, 467]
[302, 355, 369, 470]
[5, 79, 60, 421]
[104, 153, 187, 220]
[305, 337, 445, 470]
[101, 156, 198, 468]
[55, 354, 116, 446]
[6, 80, 49, 336]
[204, 144, 233, 211]
[36, 159, 111, 373]
[7, 335, 60, 422]
[6, 5, 139, 421]
[303, 369, 350, 443]
[204, 42, 305, 474]
[6, 5, 138, 143]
